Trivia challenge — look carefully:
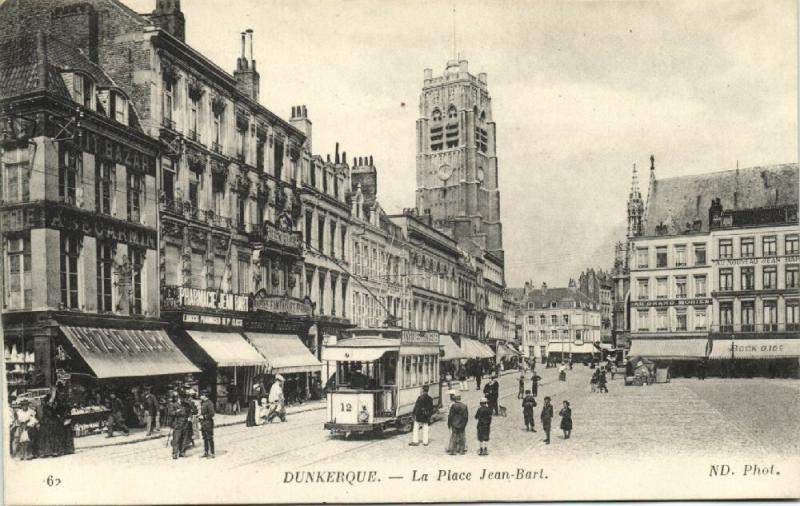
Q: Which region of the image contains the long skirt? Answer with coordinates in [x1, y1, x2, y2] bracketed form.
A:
[245, 400, 258, 427]
[448, 429, 466, 452]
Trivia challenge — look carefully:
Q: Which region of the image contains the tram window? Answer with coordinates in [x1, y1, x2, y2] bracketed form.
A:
[404, 357, 412, 387]
[385, 356, 397, 385]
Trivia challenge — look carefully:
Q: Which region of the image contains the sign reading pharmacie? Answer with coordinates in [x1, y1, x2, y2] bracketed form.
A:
[401, 330, 439, 346]
[162, 285, 250, 312]
[715, 254, 800, 267]
[630, 297, 712, 308]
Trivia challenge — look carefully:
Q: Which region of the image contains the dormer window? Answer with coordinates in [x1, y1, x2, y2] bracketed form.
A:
[71, 73, 94, 109]
[110, 91, 128, 125]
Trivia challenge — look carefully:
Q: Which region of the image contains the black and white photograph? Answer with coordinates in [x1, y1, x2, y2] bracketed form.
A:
[0, 0, 798, 503]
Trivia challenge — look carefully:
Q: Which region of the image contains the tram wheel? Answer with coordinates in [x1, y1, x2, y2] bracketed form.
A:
[400, 419, 413, 433]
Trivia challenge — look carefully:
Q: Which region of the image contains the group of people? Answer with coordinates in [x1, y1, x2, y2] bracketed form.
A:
[164, 387, 216, 459]
[245, 374, 287, 427]
[8, 383, 74, 460]
[408, 368, 574, 456]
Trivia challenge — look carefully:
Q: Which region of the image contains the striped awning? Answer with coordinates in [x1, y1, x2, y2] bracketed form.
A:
[244, 332, 321, 374]
[60, 326, 200, 379]
[439, 334, 468, 361]
[709, 339, 800, 359]
[546, 342, 601, 355]
[628, 339, 710, 360]
[460, 338, 494, 359]
[185, 331, 268, 367]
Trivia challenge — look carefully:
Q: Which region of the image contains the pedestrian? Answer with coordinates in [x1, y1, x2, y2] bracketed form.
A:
[541, 396, 554, 444]
[15, 399, 38, 460]
[698, 359, 707, 380]
[517, 373, 525, 399]
[245, 385, 261, 427]
[409, 385, 433, 447]
[199, 390, 215, 458]
[522, 389, 537, 432]
[559, 400, 572, 439]
[558, 363, 567, 382]
[266, 375, 287, 423]
[568, 358, 573, 370]
[446, 393, 468, 455]
[475, 397, 492, 456]
[227, 383, 240, 414]
[625, 358, 634, 377]
[179, 390, 196, 452]
[167, 391, 189, 459]
[144, 386, 159, 436]
[598, 369, 608, 393]
[106, 391, 129, 438]
[483, 376, 499, 415]
[475, 367, 482, 391]
[607, 360, 616, 380]
[590, 369, 599, 393]
[190, 389, 201, 442]
[531, 371, 542, 397]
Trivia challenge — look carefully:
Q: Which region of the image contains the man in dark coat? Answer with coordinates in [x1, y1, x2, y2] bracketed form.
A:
[144, 387, 159, 435]
[199, 390, 215, 458]
[474, 366, 482, 391]
[167, 391, 189, 459]
[179, 391, 197, 451]
[541, 396, 554, 444]
[531, 371, 542, 397]
[106, 392, 129, 438]
[483, 377, 499, 415]
[474, 398, 493, 456]
[522, 390, 537, 432]
[446, 393, 468, 455]
[409, 385, 433, 446]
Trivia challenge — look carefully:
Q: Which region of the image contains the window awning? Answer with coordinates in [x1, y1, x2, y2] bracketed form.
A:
[243, 332, 321, 374]
[628, 339, 710, 360]
[185, 331, 268, 367]
[460, 338, 494, 359]
[709, 339, 800, 360]
[497, 343, 522, 358]
[439, 334, 468, 361]
[60, 326, 200, 379]
[546, 342, 601, 355]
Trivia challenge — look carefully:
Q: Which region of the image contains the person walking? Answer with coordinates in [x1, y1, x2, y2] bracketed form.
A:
[267, 375, 287, 423]
[245, 385, 261, 427]
[558, 363, 567, 382]
[541, 396, 554, 444]
[446, 393, 468, 455]
[522, 390, 537, 432]
[475, 398, 492, 456]
[226, 383, 239, 414]
[559, 400, 573, 439]
[531, 371, 542, 397]
[409, 385, 433, 446]
[167, 391, 189, 459]
[597, 369, 608, 393]
[199, 391, 215, 458]
[474, 367, 483, 391]
[144, 387, 159, 436]
[517, 373, 525, 399]
[483, 376, 499, 415]
[106, 391, 129, 438]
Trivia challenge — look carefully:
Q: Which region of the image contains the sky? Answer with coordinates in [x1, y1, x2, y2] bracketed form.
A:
[124, 0, 797, 287]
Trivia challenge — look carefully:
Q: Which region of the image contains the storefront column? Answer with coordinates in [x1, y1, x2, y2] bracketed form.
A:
[34, 327, 55, 387]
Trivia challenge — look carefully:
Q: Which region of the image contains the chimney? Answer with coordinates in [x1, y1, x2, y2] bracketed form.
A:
[568, 278, 578, 292]
[50, 4, 99, 62]
[151, 0, 185, 43]
[234, 29, 259, 101]
[335, 142, 340, 164]
[541, 282, 547, 295]
[289, 104, 312, 153]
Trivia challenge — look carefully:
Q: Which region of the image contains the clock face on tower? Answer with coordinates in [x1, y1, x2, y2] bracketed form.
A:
[477, 167, 485, 182]
[437, 164, 453, 181]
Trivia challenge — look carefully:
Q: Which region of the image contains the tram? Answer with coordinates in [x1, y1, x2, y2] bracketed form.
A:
[322, 328, 442, 436]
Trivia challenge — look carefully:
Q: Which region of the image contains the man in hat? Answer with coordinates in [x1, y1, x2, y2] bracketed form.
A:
[106, 391, 129, 438]
[446, 393, 468, 455]
[522, 389, 537, 432]
[180, 389, 197, 450]
[267, 375, 286, 423]
[144, 386, 159, 436]
[541, 396, 554, 444]
[483, 376, 500, 415]
[199, 390, 215, 458]
[409, 385, 433, 446]
[166, 391, 188, 459]
[475, 397, 492, 456]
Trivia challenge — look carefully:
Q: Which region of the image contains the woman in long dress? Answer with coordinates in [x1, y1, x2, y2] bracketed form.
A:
[37, 388, 63, 457]
[559, 400, 572, 440]
[245, 385, 261, 427]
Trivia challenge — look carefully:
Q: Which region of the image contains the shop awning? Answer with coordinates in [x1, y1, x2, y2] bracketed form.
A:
[546, 342, 600, 355]
[185, 331, 268, 367]
[460, 338, 494, 359]
[243, 332, 321, 374]
[628, 339, 710, 360]
[709, 339, 800, 360]
[496, 343, 521, 359]
[439, 334, 467, 361]
[60, 326, 200, 379]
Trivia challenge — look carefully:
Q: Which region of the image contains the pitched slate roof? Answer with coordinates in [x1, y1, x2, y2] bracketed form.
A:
[522, 288, 596, 310]
[643, 164, 799, 237]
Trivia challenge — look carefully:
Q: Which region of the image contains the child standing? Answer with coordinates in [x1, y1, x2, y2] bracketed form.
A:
[521, 390, 537, 432]
[475, 398, 493, 456]
[15, 400, 38, 460]
[559, 400, 573, 439]
[517, 373, 525, 399]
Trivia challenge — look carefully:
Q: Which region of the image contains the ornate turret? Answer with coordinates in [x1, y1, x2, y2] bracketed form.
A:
[627, 163, 644, 238]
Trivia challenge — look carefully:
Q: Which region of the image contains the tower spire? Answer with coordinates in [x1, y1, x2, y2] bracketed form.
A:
[452, 6, 457, 60]
[628, 163, 644, 238]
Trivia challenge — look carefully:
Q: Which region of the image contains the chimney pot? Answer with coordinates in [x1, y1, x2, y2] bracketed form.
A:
[369, 155, 373, 166]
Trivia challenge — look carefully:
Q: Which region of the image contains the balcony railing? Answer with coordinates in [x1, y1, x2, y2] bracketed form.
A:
[211, 141, 223, 154]
[161, 116, 176, 130]
[710, 323, 797, 334]
[188, 129, 200, 142]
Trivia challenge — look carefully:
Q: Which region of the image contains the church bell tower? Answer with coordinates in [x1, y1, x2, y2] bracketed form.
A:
[415, 59, 504, 258]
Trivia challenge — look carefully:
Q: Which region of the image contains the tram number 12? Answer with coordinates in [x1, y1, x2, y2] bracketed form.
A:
[340, 402, 352, 412]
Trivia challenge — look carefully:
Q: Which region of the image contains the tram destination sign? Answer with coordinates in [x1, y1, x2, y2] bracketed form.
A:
[401, 330, 439, 346]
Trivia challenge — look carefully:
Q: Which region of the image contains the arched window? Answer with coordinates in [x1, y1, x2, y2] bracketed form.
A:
[445, 104, 459, 148]
[447, 104, 457, 119]
[432, 108, 442, 121]
[475, 109, 488, 153]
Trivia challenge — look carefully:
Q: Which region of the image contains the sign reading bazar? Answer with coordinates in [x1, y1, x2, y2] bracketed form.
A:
[401, 330, 439, 346]
[262, 221, 302, 251]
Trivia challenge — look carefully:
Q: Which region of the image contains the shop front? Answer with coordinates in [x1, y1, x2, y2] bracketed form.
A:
[439, 334, 468, 384]
[708, 338, 800, 378]
[627, 337, 711, 378]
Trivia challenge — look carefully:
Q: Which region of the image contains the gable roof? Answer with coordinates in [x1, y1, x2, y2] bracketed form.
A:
[522, 287, 596, 310]
[643, 164, 799, 237]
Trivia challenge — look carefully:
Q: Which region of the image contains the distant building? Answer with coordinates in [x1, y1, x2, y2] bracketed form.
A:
[577, 268, 613, 344]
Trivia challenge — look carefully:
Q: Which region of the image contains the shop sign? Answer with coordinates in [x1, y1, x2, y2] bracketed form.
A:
[162, 285, 250, 312]
[74, 127, 156, 175]
[401, 330, 439, 346]
[711, 339, 800, 359]
[182, 314, 243, 327]
[252, 292, 314, 316]
[630, 298, 711, 308]
[262, 221, 302, 250]
[715, 254, 800, 267]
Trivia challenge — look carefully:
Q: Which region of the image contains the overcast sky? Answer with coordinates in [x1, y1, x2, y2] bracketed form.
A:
[126, 0, 797, 287]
